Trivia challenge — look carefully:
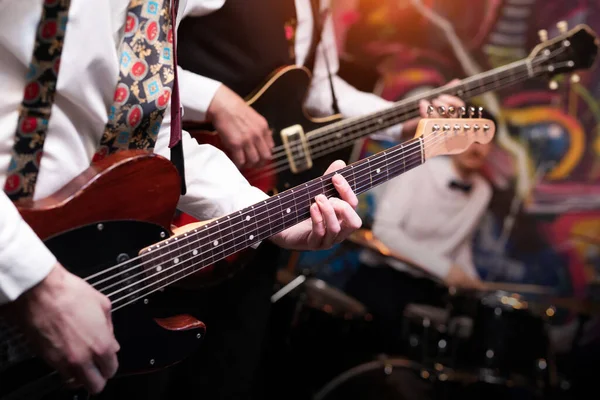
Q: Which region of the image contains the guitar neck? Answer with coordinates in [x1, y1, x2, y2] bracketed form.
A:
[106, 138, 425, 308]
[308, 59, 531, 144]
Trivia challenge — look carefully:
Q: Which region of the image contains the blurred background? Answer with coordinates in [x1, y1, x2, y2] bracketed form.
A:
[271, 1, 600, 398]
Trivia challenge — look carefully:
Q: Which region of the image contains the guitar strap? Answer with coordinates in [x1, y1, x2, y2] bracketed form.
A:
[3, 0, 73, 201]
[5, 0, 186, 201]
[303, 0, 340, 114]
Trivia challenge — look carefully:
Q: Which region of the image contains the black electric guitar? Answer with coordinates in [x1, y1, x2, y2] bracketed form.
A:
[185, 24, 597, 195]
[0, 116, 495, 399]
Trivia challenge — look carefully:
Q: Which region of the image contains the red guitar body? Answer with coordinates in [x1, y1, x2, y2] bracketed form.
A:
[1, 151, 249, 399]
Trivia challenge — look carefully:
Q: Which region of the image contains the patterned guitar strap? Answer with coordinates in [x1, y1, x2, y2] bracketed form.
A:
[4, 0, 185, 202]
[3, 0, 73, 201]
[94, 0, 186, 193]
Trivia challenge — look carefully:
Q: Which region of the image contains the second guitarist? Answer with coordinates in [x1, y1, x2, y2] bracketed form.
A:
[169, 0, 464, 399]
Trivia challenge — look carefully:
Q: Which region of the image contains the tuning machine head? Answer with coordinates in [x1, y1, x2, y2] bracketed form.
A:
[458, 106, 466, 118]
[557, 21, 568, 34]
[427, 105, 434, 117]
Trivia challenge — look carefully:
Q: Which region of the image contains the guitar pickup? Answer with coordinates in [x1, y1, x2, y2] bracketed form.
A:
[281, 124, 313, 174]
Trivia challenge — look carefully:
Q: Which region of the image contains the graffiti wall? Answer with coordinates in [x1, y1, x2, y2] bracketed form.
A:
[294, 0, 600, 319]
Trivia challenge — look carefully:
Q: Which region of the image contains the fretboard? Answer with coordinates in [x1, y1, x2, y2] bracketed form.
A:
[103, 139, 425, 309]
[306, 59, 531, 149]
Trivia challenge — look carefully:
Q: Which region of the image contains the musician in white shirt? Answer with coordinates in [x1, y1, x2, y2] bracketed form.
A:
[0, 1, 364, 394]
[346, 121, 493, 356]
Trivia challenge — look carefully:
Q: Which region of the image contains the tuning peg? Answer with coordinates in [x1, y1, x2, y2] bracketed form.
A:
[557, 21, 568, 34]
[432, 124, 440, 132]
[459, 106, 466, 118]
[538, 29, 548, 42]
[438, 106, 446, 116]
[453, 124, 460, 132]
[483, 124, 490, 132]
[448, 106, 456, 115]
[443, 124, 450, 132]
[468, 107, 475, 118]
[473, 124, 480, 131]
[477, 107, 483, 118]
[549, 80, 559, 90]
[571, 73, 581, 83]
[427, 105, 434, 117]
[463, 124, 470, 130]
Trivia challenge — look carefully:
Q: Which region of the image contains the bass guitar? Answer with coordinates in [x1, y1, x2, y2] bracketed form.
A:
[185, 24, 597, 195]
[0, 116, 495, 399]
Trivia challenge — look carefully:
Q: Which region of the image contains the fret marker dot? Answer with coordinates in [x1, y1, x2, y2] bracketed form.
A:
[213, 240, 219, 246]
[193, 250, 198, 256]
[156, 266, 162, 272]
[249, 234, 254, 240]
[246, 216, 251, 221]
[174, 258, 179, 264]
[286, 208, 291, 214]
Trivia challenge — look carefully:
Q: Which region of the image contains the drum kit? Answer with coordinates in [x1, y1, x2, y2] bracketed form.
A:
[265, 229, 600, 400]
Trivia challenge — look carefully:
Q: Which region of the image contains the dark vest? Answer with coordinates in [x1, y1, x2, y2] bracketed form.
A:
[177, 0, 298, 98]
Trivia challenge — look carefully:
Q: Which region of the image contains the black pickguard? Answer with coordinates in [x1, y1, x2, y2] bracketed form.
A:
[0, 221, 203, 400]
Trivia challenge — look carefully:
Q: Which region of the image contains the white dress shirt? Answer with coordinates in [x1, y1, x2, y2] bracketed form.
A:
[0, 0, 268, 304]
[360, 156, 492, 280]
[178, 0, 402, 139]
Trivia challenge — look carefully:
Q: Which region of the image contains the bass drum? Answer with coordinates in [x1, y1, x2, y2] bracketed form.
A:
[312, 357, 543, 400]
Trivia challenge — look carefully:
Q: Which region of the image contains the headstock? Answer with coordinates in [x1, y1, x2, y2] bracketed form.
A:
[528, 23, 598, 81]
[414, 109, 496, 159]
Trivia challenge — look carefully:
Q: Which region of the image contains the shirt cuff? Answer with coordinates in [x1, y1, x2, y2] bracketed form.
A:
[178, 67, 222, 122]
[0, 216, 56, 304]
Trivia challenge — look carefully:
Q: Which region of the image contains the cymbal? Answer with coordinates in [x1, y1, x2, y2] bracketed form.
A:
[276, 269, 368, 318]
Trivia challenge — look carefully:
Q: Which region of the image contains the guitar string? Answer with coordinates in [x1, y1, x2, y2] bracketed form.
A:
[245, 52, 568, 180]
[250, 57, 570, 183]
[262, 58, 530, 156]
[83, 51, 563, 287]
[2, 135, 432, 343]
[89, 139, 425, 292]
[90, 135, 431, 290]
[0, 140, 427, 343]
[244, 49, 563, 173]
[108, 132, 468, 310]
[100, 128, 482, 300]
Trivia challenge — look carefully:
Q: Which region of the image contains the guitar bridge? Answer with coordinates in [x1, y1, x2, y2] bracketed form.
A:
[281, 125, 313, 174]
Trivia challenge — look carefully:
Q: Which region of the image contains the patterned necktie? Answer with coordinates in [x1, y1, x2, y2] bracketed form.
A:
[3, 0, 72, 201]
[93, 0, 176, 162]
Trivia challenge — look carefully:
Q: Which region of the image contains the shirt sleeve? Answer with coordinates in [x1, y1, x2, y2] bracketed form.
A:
[303, 7, 403, 141]
[0, 193, 57, 304]
[371, 172, 453, 280]
[153, 112, 268, 221]
[178, 67, 223, 122]
[177, 0, 226, 122]
[181, 0, 226, 18]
